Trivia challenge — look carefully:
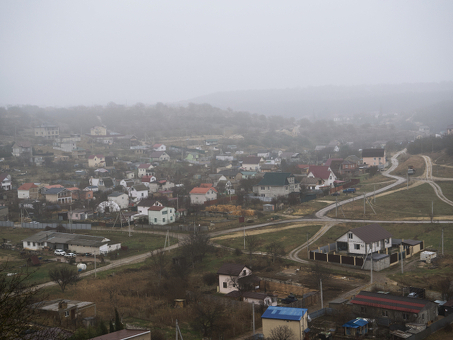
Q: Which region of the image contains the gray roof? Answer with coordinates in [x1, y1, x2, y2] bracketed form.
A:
[132, 184, 148, 191]
[22, 231, 110, 247]
[257, 172, 296, 186]
[109, 191, 126, 197]
[362, 148, 385, 158]
[217, 263, 249, 276]
[44, 188, 67, 195]
[350, 224, 392, 243]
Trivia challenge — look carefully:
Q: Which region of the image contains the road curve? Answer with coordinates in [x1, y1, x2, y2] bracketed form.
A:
[420, 155, 453, 207]
[315, 149, 407, 219]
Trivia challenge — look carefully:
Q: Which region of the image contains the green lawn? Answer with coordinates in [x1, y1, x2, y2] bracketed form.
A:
[212, 224, 322, 254]
[432, 164, 453, 178]
[327, 183, 453, 220]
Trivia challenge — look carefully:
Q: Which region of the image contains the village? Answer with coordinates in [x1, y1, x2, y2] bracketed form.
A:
[1, 119, 453, 340]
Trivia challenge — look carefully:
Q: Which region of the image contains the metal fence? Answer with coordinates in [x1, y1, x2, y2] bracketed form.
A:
[308, 308, 334, 320]
[0, 221, 14, 227]
[21, 222, 92, 230]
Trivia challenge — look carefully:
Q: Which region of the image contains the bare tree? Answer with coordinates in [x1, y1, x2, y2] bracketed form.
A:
[246, 234, 261, 261]
[180, 232, 212, 267]
[266, 241, 285, 263]
[268, 325, 295, 340]
[0, 264, 51, 339]
[149, 249, 168, 287]
[48, 266, 79, 292]
[190, 297, 227, 337]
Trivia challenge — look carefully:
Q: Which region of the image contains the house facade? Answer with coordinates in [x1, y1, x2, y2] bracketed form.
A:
[253, 172, 300, 198]
[34, 123, 59, 139]
[148, 206, 175, 225]
[12, 141, 32, 157]
[241, 156, 262, 171]
[138, 163, 154, 177]
[0, 173, 12, 191]
[90, 126, 107, 136]
[44, 188, 72, 204]
[18, 183, 39, 199]
[336, 223, 392, 255]
[189, 186, 217, 204]
[130, 184, 149, 200]
[217, 263, 253, 294]
[153, 143, 166, 151]
[137, 198, 163, 215]
[362, 148, 386, 169]
[32, 299, 96, 328]
[108, 192, 129, 209]
[307, 166, 337, 189]
[149, 151, 170, 162]
[262, 307, 309, 340]
[88, 154, 106, 168]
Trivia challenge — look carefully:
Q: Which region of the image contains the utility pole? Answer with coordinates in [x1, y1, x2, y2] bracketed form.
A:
[320, 279, 323, 309]
[432, 201, 434, 221]
[407, 171, 409, 189]
[335, 196, 338, 217]
[307, 233, 309, 259]
[244, 225, 246, 250]
[252, 302, 255, 336]
[400, 245, 403, 274]
[442, 228, 444, 256]
[374, 184, 376, 204]
[370, 250, 373, 284]
[363, 193, 366, 215]
[94, 252, 97, 278]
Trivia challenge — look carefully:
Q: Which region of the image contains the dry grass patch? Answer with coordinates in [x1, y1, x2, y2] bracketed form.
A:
[394, 154, 426, 177]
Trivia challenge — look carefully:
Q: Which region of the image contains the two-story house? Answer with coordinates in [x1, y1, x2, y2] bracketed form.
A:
[137, 198, 163, 215]
[130, 184, 149, 201]
[189, 186, 218, 205]
[0, 173, 12, 191]
[241, 156, 262, 172]
[137, 164, 155, 178]
[217, 263, 253, 294]
[253, 172, 300, 198]
[362, 148, 386, 169]
[108, 192, 129, 209]
[149, 151, 170, 162]
[43, 188, 72, 204]
[88, 154, 106, 168]
[34, 123, 59, 139]
[153, 144, 166, 152]
[307, 165, 337, 189]
[12, 141, 33, 158]
[148, 206, 175, 225]
[336, 223, 392, 255]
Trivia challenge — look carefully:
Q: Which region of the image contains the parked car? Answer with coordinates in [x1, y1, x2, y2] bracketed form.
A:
[64, 252, 76, 258]
[331, 192, 340, 196]
[54, 249, 66, 256]
[83, 252, 93, 257]
[343, 188, 356, 193]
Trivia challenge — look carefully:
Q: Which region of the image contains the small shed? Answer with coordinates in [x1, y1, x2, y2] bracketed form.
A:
[342, 318, 368, 336]
[263, 204, 275, 212]
[420, 251, 436, 263]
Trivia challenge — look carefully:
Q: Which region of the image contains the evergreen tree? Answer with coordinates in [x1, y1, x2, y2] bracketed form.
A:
[115, 308, 123, 331]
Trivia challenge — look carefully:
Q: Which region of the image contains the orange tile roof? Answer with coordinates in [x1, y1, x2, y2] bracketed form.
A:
[189, 187, 218, 194]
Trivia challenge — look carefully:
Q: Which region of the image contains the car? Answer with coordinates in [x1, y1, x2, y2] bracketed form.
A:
[54, 249, 66, 256]
[331, 192, 340, 196]
[64, 252, 76, 258]
[343, 188, 356, 193]
[83, 252, 93, 257]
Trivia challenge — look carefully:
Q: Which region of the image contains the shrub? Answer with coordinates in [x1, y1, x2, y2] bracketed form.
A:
[203, 272, 217, 286]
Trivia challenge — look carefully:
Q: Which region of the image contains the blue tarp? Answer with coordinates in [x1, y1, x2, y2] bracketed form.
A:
[342, 319, 368, 328]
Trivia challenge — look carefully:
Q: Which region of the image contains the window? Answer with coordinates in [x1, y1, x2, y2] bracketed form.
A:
[27, 242, 30, 246]
[223, 282, 227, 288]
[64, 311, 69, 317]
[354, 244, 360, 250]
[33, 242, 36, 246]
[403, 313, 409, 320]
[261, 186, 265, 190]
[382, 310, 388, 317]
[348, 233, 353, 239]
[163, 218, 165, 222]
[243, 270, 247, 276]
[154, 218, 157, 223]
[374, 157, 376, 160]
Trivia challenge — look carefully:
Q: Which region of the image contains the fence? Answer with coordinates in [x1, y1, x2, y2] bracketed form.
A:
[403, 313, 453, 340]
[308, 308, 334, 320]
[21, 222, 92, 230]
[330, 178, 360, 194]
[140, 224, 209, 232]
[0, 221, 14, 227]
[310, 251, 364, 267]
[204, 196, 238, 206]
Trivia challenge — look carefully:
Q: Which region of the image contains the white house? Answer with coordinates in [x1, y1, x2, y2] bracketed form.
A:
[137, 164, 154, 178]
[22, 230, 121, 255]
[216, 154, 234, 162]
[137, 198, 163, 215]
[153, 144, 166, 152]
[241, 156, 262, 171]
[0, 173, 12, 191]
[217, 263, 253, 294]
[88, 155, 105, 168]
[108, 191, 129, 209]
[336, 223, 393, 255]
[17, 183, 39, 199]
[189, 186, 217, 205]
[130, 184, 149, 200]
[257, 151, 270, 158]
[148, 206, 175, 225]
[307, 165, 337, 189]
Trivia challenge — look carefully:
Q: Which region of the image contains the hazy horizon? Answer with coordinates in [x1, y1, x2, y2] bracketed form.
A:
[1, 1, 452, 107]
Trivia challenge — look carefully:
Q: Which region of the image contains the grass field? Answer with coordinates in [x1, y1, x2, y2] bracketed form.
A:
[212, 224, 322, 254]
[326, 183, 453, 220]
[437, 181, 453, 201]
[394, 154, 426, 177]
[432, 164, 453, 178]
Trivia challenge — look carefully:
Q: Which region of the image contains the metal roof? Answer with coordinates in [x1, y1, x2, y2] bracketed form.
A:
[22, 231, 109, 247]
[262, 306, 307, 321]
[342, 319, 368, 328]
[350, 224, 392, 243]
[351, 291, 433, 314]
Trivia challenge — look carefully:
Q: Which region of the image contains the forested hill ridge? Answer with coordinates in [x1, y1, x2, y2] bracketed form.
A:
[186, 82, 453, 121]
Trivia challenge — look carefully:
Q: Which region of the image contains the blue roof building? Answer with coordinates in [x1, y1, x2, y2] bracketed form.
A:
[262, 307, 308, 340]
[342, 318, 368, 336]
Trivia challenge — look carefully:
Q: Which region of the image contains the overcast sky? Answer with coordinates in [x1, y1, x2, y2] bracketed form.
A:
[1, 1, 452, 107]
